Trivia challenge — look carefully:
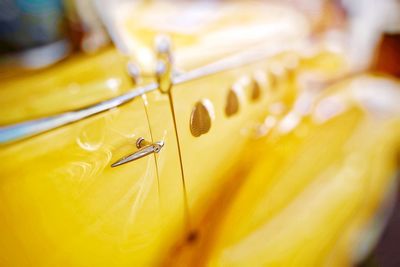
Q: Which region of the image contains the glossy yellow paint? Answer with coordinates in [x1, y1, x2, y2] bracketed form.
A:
[0, 45, 354, 266]
[168, 61, 289, 213]
[141, 91, 189, 262]
[0, 1, 399, 266]
[0, 97, 169, 266]
[180, 75, 400, 267]
[141, 75, 399, 267]
[0, 48, 131, 125]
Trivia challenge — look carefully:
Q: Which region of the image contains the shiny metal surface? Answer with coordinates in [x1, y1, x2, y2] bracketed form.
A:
[0, 39, 300, 145]
[171, 41, 298, 85]
[0, 94, 162, 266]
[155, 35, 173, 94]
[0, 83, 158, 144]
[6, 2, 396, 266]
[111, 139, 164, 167]
[135, 136, 149, 148]
[126, 61, 141, 85]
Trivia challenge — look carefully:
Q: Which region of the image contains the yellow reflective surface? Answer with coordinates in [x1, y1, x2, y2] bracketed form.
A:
[0, 1, 399, 266]
[0, 48, 130, 125]
[0, 50, 399, 266]
[0, 97, 183, 266]
[160, 75, 400, 267]
[206, 76, 400, 267]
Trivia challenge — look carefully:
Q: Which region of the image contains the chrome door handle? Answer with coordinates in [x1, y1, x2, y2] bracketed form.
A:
[111, 137, 164, 167]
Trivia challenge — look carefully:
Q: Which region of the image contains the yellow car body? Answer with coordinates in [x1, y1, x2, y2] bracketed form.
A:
[0, 2, 399, 267]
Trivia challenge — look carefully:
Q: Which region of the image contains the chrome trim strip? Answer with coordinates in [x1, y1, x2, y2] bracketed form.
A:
[0, 83, 157, 144]
[173, 42, 287, 84]
[0, 41, 299, 145]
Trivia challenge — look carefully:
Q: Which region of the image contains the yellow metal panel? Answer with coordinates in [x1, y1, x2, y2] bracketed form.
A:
[0, 48, 131, 125]
[157, 68, 399, 266]
[168, 57, 295, 216]
[141, 90, 189, 261]
[0, 99, 163, 266]
[204, 75, 400, 267]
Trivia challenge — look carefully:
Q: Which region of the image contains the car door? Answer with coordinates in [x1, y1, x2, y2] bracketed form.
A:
[0, 49, 178, 267]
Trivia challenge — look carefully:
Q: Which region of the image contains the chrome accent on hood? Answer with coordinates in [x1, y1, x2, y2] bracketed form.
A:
[0, 41, 299, 145]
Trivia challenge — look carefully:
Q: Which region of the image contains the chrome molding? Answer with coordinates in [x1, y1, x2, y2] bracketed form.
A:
[0, 83, 157, 144]
[172, 41, 292, 85]
[0, 41, 300, 145]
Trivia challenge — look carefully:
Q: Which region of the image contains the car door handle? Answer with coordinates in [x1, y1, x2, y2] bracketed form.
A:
[111, 138, 164, 167]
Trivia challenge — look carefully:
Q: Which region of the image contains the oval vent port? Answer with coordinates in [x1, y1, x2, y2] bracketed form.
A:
[251, 79, 262, 101]
[225, 88, 240, 117]
[190, 100, 214, 137]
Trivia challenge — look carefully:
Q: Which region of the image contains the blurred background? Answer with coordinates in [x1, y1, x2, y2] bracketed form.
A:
[0, 0, 399, 74]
